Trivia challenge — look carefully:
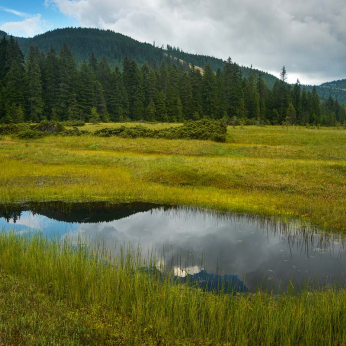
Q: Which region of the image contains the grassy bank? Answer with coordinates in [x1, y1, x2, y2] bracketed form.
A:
[1, 232, 346, 345]
[1, 124, 346, 344]
[0, 124, 345, 230]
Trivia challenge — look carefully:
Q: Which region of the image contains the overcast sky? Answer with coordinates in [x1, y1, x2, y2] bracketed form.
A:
[1, 0, 346, 85]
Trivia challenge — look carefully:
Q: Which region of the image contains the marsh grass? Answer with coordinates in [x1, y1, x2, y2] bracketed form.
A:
[1, 124, 346, 343]
[1, 232, 346, 345]
[0, 125, 345, 230]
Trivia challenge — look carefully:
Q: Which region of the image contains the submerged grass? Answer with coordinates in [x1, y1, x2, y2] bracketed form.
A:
[1, 232, 346, 345]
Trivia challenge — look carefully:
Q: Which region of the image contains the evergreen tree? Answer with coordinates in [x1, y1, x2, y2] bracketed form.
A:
[94, 81, 109, 122]
[287, 103, 297, 125]
[27, 46, 44, 122]
[202, 63, 218, 118]
[90, 106, 100, 124]
[145, 99, 156, 121]
[56, 44, 77, 120]
[42, 46, 59, 118]
[10, 104, 24, 123]
[155, 91, 167, 122]
[77, 62, 95, 118]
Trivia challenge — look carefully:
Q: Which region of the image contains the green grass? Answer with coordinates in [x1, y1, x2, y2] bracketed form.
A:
[1, 124, 346, 344]
[1, 232, 346, 345]
[0, 124, 345, 230]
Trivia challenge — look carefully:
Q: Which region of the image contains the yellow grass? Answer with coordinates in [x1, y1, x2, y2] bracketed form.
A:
[1, 125, 345, 230]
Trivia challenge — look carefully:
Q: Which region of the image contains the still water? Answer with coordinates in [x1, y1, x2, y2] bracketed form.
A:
[1, 202, 345, 293]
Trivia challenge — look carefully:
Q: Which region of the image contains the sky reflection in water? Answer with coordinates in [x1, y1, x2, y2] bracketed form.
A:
[1, 203, 345, 293]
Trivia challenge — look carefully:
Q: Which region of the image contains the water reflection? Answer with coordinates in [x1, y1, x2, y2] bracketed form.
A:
[0, 202, 346, 293]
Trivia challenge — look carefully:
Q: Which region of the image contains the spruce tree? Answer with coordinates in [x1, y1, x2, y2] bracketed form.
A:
[202, 63, 218, 118]
[27, 47, 44, 122]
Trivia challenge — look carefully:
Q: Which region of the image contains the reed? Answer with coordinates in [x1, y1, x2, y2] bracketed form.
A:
[1, 232, 346, 345]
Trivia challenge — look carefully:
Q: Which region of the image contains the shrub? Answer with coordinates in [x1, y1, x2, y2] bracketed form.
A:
[95, 120, 227, 142]
[0, 123, 31, 135]
[32, 121, 65, 134]
[59, 127, 91, 136]
[16, 130, 45, 139]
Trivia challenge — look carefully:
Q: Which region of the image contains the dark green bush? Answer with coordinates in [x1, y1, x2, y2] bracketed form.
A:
[16, 130, 45, 139]
[0, 123, 30, 135]
[0, 121, 66, 139]
[95, 120, 227, 142]
[59, 127, 91, 136]
[32, 121, 65, 133]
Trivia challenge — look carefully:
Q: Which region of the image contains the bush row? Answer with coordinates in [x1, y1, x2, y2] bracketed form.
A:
[0, 121, 90, 139]
[95, 120, 227, 142]
[0, 120, 227, 142]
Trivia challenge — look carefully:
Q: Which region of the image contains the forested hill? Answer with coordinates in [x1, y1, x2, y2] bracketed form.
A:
[303, 83, 346, 105]
[14, 28, 278, 88]
[1, 33, 345, 127]
[315, 79, 346, 105]
[2, 27, 346, 104]
[321, 79, 346, 89]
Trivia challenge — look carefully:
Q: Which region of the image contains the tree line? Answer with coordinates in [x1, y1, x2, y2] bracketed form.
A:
[0, 35, 345, 126]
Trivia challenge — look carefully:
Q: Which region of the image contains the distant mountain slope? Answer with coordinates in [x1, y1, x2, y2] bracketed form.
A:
[13, 27, 279, 87]
[303, 80, 346, 105]
[321, 79, 346, 89]
[0, 30, 7, 37]
[2, 27, 345, 103]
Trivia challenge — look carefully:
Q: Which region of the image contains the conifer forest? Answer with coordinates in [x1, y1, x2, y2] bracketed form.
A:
[1, 35, 345, 126]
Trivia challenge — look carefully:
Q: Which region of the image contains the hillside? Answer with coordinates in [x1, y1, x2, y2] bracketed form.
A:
[2, 27, 345, 103]
[321, 79, 346, 89]
[12, 27, 278, 87]
[303, 84, 346, 105]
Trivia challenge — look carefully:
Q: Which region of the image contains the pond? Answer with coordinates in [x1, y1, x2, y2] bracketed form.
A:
[1, 201, 345, 293]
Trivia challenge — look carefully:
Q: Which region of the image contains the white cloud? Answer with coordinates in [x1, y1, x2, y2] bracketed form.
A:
[0, 14, 51, 38]
[46, 0, 346, 84]
[0, 6, 30, 18]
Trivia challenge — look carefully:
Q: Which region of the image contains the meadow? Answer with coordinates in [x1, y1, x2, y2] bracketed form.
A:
[1, 124, 346, 344]
[1, 124, 345, 230]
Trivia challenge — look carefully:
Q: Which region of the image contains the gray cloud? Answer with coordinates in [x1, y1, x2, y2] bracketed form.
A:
[47, 0, 346, 84]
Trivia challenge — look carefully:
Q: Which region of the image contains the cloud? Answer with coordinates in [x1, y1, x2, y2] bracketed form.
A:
[0, 14, 51, 38]
[0, 6, 30, 18]
[46, 0, 346, 84]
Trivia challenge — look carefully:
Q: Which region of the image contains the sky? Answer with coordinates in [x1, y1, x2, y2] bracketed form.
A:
[1, 0, 346, 85]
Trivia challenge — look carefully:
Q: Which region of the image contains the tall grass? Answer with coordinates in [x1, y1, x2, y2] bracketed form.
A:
[1, 232, 346, 344]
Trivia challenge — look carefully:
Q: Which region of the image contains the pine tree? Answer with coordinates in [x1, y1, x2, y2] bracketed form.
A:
[94, 81, 109, 122]
[10, 104, 24, 123]
[90, 106, 100, 124]
[292, 80, 302, 124]
[108, 66, 129, 121]
[123, 59, 144, 119]
[286, 103, 297, 125]
[180, 73, 192, 119]
[166, 65, 180, 121]
[27, 46, 44, 122]
[280, 66, 287, 82]
[42, 46, 59, 118]
[145, 99, 156, 121]
[56, 44, 77, 120]
[155, 91, 167, 122]
[89, 51, 98, 73]
[202, 63, 218, 118]
[4, 61, 26, 117]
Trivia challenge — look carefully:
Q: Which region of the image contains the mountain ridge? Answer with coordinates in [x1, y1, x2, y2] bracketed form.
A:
[2, 27, 346, 104]
[8, 27, 280, 87]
